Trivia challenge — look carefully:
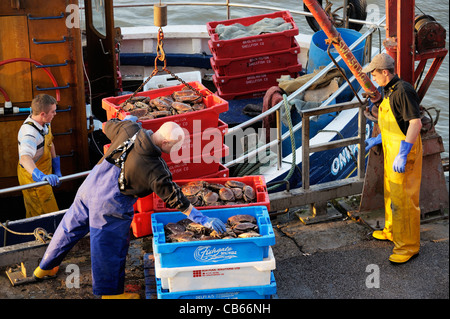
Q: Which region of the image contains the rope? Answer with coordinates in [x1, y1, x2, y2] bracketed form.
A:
[1, 221, 52, 244]
[267, 94, 297, 192]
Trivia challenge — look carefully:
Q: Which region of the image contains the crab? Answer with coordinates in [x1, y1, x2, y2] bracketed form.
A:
[164, 222, 186, 235]
[243, 185, 256, 202]
[192, 103, 206, 111]
[122, 102, 135, 112]
[199, 189, 219, 206]
[205, 182, 225, 191]
[147, 110, 171, 118]
[186, 222, 208, 235]
[172, 88, 202, 104]
[238, 231, 261, 238]
[150, 96, 172, 111]
[172, 101, 193, 114]
[134, 101, 149, 109]
[130, 96, 150, 103]
[186, 194, 202, 206]
[224, 180, 247, 189]
[177, 218, 193, 228]
[139, 114, 155, 120]
[230, 187, 243, 200]
[168, 231, 196, 242]
[219, 187, 235, 201]
[232, 222, 259, 235]
[227, 214, 257, 227]
[129, 108, 148, 118]
[181, 181, 204, 196]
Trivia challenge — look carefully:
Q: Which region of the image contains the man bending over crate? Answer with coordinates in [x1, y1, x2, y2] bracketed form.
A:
[32, 116, 226, 299]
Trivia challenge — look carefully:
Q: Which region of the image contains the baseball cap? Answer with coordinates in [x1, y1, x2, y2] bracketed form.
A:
[361, 53, 395, 73]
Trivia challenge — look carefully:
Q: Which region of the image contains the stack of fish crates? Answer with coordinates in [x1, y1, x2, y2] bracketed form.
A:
[132, 175, 269, 237]
[101, 77, 231, 238]
[207, 10, 302, 100]
[146, 204, 277, 299]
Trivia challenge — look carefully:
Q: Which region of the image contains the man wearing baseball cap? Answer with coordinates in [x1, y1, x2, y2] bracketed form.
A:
[364, 53, 423, 264]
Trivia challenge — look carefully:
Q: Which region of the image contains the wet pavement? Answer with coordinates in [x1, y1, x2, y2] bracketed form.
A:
[271, 214, 449, 299]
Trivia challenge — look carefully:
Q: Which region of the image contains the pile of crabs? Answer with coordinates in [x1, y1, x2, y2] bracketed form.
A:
[119, 87, 205, 120]
[181, 180, 256, 207]
[164, 214, 261, 243]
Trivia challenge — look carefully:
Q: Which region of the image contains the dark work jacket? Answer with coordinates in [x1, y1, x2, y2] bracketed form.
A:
[383, 75, 421, 135]
[100, 118, 190, 212]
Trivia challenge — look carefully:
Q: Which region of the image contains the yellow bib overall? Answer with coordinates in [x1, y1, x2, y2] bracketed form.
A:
[17, 127, 59, 218]
[378, 95, 422, 259]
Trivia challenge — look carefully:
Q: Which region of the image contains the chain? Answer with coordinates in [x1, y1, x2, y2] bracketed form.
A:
[114, 27, 203, 118]
[162, 67, 203, 98]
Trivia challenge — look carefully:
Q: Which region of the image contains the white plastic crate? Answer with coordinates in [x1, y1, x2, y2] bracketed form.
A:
[154, 247, 275, 292]
[143, 71, 202, 90]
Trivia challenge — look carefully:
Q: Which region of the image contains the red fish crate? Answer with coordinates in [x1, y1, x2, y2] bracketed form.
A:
[102, 81, 228, 134]
[214, 86, 267, 101]
[166, 145, 228, 180]
[207, 10, 298, 59]
[160, 119, 228, 163]
[211, 39, 301, 77]
[102, 143, 228, 180]
[133, 163, 230, 214]
[102, 119, 227, 163]
[213, 64, 302, 96]
[137, 175, 270, 214]
[131, 164, 230, 237]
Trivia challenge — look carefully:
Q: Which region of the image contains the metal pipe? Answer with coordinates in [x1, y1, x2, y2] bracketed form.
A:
[303, 0, 381, 103]
[106, 2, 385, 27]
[276, 108, 282, 170]
[302, 115, 310, 190]
[0, 171, 90, 195]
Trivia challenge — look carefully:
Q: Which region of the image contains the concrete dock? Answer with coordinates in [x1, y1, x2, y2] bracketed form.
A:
[0, 205, 447, 301]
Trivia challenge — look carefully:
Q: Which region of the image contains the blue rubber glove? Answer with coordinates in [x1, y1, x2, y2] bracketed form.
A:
[188, 207, 227, 233]
[365, 133, 382, 152]
[393, 140, 413, 173]
[123, 115, 138, 122]
[52, 156, 62, 177]
[32, 168, 60, 187]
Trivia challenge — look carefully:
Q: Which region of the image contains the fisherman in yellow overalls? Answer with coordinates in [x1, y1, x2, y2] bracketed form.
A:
[17, 94, 61, 218]
[363, 53, 423, 264]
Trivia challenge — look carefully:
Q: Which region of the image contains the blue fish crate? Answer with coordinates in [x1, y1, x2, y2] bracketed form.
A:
[151, 206, 275, 268]
[155, 272, 276, 299]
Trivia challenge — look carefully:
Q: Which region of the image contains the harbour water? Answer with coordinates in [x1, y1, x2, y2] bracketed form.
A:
[112, 0, 449, 158]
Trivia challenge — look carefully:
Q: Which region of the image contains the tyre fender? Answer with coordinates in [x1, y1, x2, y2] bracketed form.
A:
[304, 0, 368, 32]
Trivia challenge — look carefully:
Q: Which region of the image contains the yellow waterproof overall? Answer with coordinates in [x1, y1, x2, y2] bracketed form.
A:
[18, 127, 59, 218]
[378, 95, 422, 259]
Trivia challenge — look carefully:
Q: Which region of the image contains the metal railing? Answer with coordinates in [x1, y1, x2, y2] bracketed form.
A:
[0, 171, 90, 195]
[300, 99, 367, 190]
[109, 1, 385, 28]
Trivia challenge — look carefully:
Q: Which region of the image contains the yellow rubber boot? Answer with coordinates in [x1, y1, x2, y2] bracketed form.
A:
[389, 252, 419, 264]
[33, 266, 59, 280]
[102, 293, 140, 299]
[372, 229, 393, 241]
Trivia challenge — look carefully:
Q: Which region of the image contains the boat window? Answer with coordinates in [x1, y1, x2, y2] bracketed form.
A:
[92, 0, 106, 36]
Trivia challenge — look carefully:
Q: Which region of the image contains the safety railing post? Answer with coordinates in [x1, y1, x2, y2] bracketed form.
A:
[302, 114, 310, 190]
